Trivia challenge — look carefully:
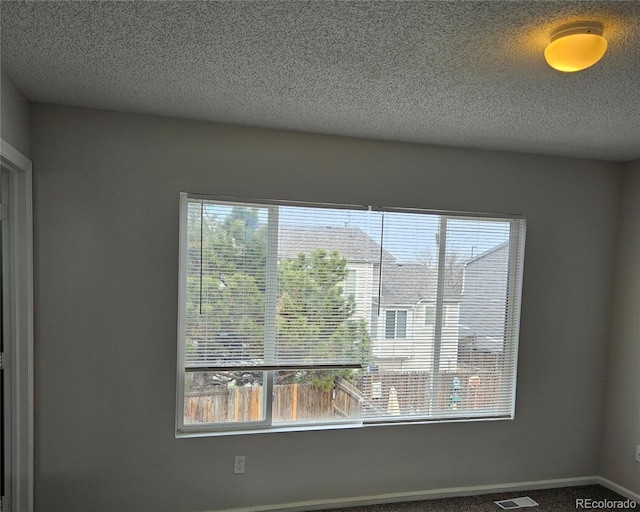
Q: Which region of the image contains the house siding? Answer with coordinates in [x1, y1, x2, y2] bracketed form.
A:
[460, 244, 509, 347]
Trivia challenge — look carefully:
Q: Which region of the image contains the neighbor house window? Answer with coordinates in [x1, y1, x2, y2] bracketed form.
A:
[385, 310, 407, 339]
[343, 269, 357, 301]
[425, 304, 436, 326]
[177, 194, 526, 435]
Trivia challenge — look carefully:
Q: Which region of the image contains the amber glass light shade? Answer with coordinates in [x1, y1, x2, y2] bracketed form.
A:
[544, 22, 607, 72]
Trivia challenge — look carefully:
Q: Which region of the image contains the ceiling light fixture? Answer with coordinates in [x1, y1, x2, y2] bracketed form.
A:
[544, 21, 608, 72]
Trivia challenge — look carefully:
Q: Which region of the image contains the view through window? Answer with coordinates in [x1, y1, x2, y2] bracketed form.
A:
[177, 195, 526, 434]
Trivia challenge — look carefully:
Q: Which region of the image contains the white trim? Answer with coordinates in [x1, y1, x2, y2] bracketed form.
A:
[597, 477, 640, 504]
[0, 138, 34, 512]
[185, 192, 526, 221]
[175, 193, 189, 435]
[504, 218, 526, 418]
[262, 204, 279, 426]
[0, 141, 30, 174]
[205, 477, 611, 512]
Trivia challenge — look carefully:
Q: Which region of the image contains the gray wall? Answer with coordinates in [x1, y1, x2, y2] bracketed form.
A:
[31, 103, 619, 512]
[0, 68, 31, 157]
[601, 159, 640, 496]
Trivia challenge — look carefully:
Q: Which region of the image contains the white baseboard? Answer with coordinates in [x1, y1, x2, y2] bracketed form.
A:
[210, 475, 640, 512]
[597, 476, 640, 505]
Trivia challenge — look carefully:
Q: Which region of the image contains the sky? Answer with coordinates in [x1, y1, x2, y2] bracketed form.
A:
[197, 199, 512, 263]
[279, 205, 510, 263]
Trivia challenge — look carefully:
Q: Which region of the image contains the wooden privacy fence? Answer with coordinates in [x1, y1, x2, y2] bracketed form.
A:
[185, 383, 336, 424]
[273, 383, 334, 422]
[184, 370, 503, 424]
[357, 370, 503, 417]
[185, 385, 264, 423]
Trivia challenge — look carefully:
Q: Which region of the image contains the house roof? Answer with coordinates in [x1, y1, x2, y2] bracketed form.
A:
[278, 226, 395, 263]
[379, 264, 434, 305]
[379, 263, 461, 305]
[279, 227, 463, 304]
[465, 241, 509, 265]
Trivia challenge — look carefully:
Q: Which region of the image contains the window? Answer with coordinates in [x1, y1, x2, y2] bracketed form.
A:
[385, 310, 407, 339]
[425, 304, 436, 326]
[343, 269, 357, 301]
[177, 194, 526, 435]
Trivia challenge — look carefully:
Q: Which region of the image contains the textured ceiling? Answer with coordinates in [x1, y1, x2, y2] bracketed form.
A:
[2, 1, 640, 162]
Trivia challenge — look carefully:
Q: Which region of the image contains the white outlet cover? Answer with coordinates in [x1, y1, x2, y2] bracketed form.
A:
[234, 455, 245, 474]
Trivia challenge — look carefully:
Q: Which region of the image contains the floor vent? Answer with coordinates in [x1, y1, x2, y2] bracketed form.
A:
[495, 496, 540, 509]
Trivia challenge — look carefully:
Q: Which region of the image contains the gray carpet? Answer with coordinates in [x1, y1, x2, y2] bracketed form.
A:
[325, 485, 636, 512]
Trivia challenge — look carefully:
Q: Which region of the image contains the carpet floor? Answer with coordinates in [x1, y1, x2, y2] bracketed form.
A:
[324, 485, 636, 512]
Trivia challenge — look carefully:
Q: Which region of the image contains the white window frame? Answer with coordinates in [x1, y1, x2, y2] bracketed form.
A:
[176, 195, 364, 436]
[385, 309, 408, 339]
[176, 194, 526, 436]
[176, 197, 279, 434]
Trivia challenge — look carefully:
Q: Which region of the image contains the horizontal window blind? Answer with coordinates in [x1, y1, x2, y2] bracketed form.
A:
[184, 201, 270, 368]
[178, 194, 526, 432]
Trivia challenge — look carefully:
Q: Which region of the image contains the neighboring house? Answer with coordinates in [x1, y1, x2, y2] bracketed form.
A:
[458, 242, 510, 371]
[374, 263, 461, 372]
[278, 226, 463, 372]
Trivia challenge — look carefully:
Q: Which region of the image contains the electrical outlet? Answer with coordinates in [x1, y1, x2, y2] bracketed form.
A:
[234, 455, 246, 474]
[635, 445, 640, 463]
